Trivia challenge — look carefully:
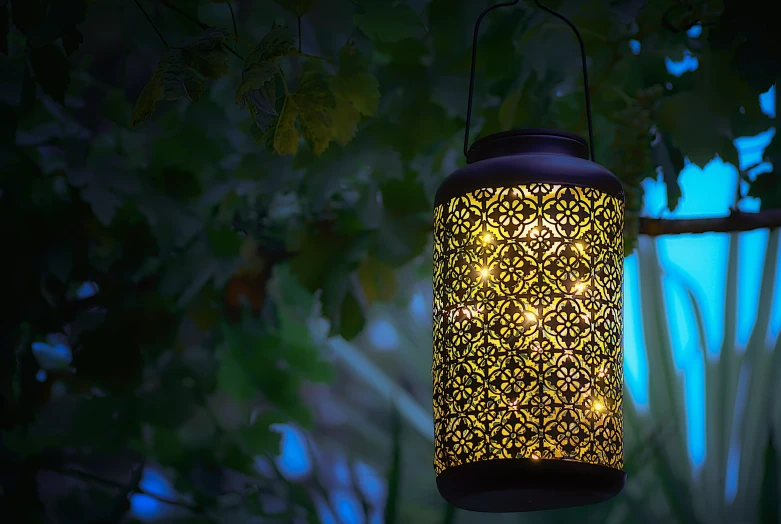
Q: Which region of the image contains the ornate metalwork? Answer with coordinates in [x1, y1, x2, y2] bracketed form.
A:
[433, 183, 624, 474]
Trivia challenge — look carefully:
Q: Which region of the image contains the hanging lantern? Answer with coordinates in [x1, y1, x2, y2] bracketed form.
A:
[432, 1, 626, 513]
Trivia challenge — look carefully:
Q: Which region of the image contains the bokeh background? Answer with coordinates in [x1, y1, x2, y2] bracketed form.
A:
[2, 1, 780, 523]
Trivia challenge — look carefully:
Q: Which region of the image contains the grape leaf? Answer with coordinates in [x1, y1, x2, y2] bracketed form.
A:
[131, 30, 229, 127]
[237, 415, 284, 455]
[29, 43, 70, 104]
[748, 137, 781, 209]
[237, 27, 298, 134]
[651, 131, 684, 211]
[657, 49, 762, 168]
[273, 62, 335, 156]
[295, 63, 336, 154]
[354, 3, 423, 43]
[357, 257, 396, 304]
[330, 70, 379, 117]
[274, 0, 320, 17]
[328, 97, 359, 145]
[326, 46, 380, 146]
[181, 28, 230, 79]
[61, 27, 82, 57]
[609, 0, 649, 24]
[339, 290, 364, 340]
[236, 61, 277, 103]
[274, 95, 300, 155]
[709, 0, 781, 93]
[131, 49, 204, 127]
[244, 26, 297, 64]
[217, 347, 256, 401]
[10, 0, 86, 48]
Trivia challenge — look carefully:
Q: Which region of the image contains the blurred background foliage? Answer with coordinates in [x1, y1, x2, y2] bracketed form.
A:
[0, 0, 780, 522]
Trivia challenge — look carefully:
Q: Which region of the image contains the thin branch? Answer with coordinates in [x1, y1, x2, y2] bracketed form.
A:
[638, 209, 781, 237]
[226, 33, 255, 48]
[298, 16, 302, 53]
[294, 51, 333, 63]
[227, 1, 238, 38]
[161, 0, 209, 30]
[224, 44, 243, 60]
[134, 0, 168, 47]
[55, 466, 214, 518]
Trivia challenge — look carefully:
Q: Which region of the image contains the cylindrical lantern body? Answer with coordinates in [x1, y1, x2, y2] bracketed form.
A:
[432, 130, 626, 512]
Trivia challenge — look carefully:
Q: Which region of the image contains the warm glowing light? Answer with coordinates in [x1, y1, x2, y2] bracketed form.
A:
[433, 183, 624, 476]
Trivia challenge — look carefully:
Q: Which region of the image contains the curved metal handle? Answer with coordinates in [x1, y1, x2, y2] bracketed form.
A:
[463, 0, 596, 163]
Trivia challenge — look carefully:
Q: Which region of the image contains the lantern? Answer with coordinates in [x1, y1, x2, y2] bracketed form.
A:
[432, 1, 626, 513]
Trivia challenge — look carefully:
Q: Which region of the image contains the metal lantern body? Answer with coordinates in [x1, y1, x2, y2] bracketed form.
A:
[432, 130, 626, 512]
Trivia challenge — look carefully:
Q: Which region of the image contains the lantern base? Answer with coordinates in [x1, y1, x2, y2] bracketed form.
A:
[436, 458, 625, 513]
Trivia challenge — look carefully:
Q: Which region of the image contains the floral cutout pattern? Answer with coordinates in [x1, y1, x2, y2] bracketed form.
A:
[433, 184, 624, 475]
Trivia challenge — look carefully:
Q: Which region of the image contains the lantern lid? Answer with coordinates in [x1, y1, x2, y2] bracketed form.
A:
[467, 128, 589, 164]
[435, 128, 624, 207]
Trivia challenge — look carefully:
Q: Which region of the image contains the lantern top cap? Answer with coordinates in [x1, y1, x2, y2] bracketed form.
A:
[466, 128, 589, 164]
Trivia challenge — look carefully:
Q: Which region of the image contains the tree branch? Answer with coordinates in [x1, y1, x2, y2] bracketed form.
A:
[161, 0, 209, 30]
[54, 465, 215, 520]
[134, 0, 168, 47]
[638, 210, 781, 237]
[227, 1, 238, 38]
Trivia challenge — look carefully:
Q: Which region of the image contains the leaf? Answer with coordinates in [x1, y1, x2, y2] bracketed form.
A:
[217, 348, 256, 401]
[131, 49, 204, 127]
[237, 27, 297, 133]
[274, 95, 300, 155]
[29, 43, 70, 104]
[354, 3, 423, 43]
[651, 131, 684, 211]
[10, 0, 86, 48]
[237, 415, 284, 455]
[609, 0, 649, 24]
[272, 62, 335, 155]
[748, 171, 781, 210]
[103, 88, 132, 129]
[181, 28, 230, 79]
[657, 49, 763, 168]
[325, 46, 380, 146]
[236, 61, 277, 103]
[357, 257, 396, 304]
[330, 57, 379, 117]
[244, 26, 297, 64]
[274, 0, 320, 17]
[132, 30, 229, 127]
[339, 289, 364, 340]
[61, 27, 83, 57]
[294, 62, 336, 154]
[709, 0, 781, 93]
[328, 96, 359, 145]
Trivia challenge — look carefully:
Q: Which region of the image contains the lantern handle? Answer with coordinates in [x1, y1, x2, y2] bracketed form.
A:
[463, 0, 596, 163]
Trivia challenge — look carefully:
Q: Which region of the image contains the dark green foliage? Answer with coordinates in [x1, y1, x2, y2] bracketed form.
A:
[1, 0, 779, 521]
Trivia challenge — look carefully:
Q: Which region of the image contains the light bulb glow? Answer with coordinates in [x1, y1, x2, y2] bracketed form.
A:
[433, 183, 624, 476]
